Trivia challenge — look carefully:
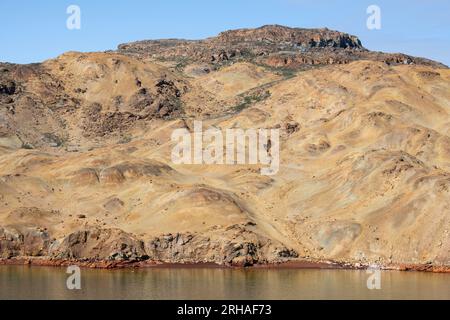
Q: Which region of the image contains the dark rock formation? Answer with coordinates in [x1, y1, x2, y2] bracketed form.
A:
[117, 25, 446, 69]
[0, 224, 298, 267]
[0, 80, 16, 95]
[146, 224, 298, 266]
[50, 228, 149, 262]
[0, 227, 51, 258]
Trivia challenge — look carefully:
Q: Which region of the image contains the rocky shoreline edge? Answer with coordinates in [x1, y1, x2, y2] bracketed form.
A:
[1, 225, 449, 273]
[0, 257, 448, 273]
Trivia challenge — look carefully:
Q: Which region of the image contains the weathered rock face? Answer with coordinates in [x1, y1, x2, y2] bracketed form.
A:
[214, 25, 363, 49]
[0, 227, 22, 258]
[118, 25, 364, 62]
[0, 226, 151, 262]
[0, 225, 298, 266]
[22, 228, 52, 256]
[79, 77, 184, 137]
[50, 228, 148, 262]
[146, 224, 298, 267]
[117, 25, 444, 69]
[0, 227, 51, 258]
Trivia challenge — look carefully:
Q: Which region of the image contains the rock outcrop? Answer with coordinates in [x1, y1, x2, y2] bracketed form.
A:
[118, 25, 444, 69]
[146, 224, 298, 266]
[0, 225, 298, 267]
[0, 227, 51, 258]
[50, 228, 148, 261]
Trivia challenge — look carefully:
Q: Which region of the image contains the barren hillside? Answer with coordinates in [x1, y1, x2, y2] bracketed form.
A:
[0, 25, 448, 270]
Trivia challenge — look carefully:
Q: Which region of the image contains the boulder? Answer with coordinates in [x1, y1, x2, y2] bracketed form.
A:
[50, 228, 149, 262]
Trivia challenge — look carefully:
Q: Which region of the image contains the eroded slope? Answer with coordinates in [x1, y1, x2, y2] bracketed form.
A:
[0, 26, 449, 269]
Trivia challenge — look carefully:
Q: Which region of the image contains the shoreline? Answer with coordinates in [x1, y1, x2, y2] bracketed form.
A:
[1, 257, 448, 273]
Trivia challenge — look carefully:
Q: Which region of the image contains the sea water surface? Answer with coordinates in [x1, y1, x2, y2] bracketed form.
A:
[0, 266, 448, 300]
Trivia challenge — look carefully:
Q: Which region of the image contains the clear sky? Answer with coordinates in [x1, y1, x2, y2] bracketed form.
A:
[1, 0, 449, 66]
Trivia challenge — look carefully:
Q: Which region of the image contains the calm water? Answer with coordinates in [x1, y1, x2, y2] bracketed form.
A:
[0, 266, 448, 300]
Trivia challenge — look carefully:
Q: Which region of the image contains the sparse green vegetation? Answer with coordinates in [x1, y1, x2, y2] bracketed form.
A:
[254, 62, 298, 79]
[275, 67, 297, 78]
[233, 90, 271, 112]
[21, 142, 34, 150]
[174, 57, 191, 72]
[118, 134, 133, 144]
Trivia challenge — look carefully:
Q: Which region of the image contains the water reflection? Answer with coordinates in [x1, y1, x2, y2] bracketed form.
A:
[0, 266, 448, 300]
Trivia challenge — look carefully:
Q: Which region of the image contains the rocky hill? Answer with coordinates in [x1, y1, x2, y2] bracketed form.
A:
[119, 25, 444, 69]
[0, 25, 449, 270]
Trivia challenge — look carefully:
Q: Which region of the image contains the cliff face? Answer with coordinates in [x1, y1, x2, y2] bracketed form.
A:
[0, 26, 449, 269]
[119, 25, 364, 57]
[118, 25, 443, 68]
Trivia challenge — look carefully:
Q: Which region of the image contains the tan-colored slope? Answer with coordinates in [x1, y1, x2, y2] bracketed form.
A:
[193, 62, 280, 100]
[217, 61, 450, 265]
[43, 52, 176, 111]
[0, 59, 449, 268]
[180, 62, 282, 117]
[0, 52, 284, 152]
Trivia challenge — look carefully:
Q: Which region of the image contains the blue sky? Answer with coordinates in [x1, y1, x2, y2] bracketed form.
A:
[1, 0, 449, 65]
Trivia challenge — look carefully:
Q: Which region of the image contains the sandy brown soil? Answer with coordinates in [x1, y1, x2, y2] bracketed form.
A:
[0, 25, 449, 270]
